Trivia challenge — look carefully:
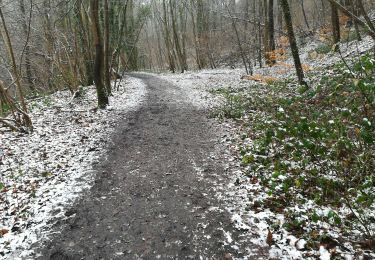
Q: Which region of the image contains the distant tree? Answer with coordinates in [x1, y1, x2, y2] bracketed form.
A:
[356, 0, 375, 33]
[18, 0, 35, 91]
[103, 0, 111, 94]
[330, 1, 340, 50]
[0, 5, 30, 115]
[169, 0, 188, 72]
[280, 0, 306, 86]
[225, 1, 252, 75]
[196, 0, 208, 69]
[90, 0, 109, 108]
[327, 0, 375, 40]
[265, 0, 276, 65]
[162, 0, 176, 73]
[0, 4, 32, 130]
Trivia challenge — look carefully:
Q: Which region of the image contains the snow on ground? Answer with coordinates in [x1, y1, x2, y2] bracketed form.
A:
[155, 35, 374, 259]
[0, 78, 146, 259]
[0, 35, 373, 259]
[155, 35, 374, 111]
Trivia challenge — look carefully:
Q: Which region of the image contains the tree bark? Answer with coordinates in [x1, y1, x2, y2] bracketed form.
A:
[226, 4, 252, 75]
[0, 6, 30, 114]
[356, 0, 375, 33]
[169, 0, 187, 72]
[301, 0, 311, 31]
[103, 0, 111, 94]
[19, 0, 35, 91]
[196, 0, 207, 69]
[90, 0, 109, 108]
[280, 0, 306, 86]
[265, 0, 276, 65]
[330, 1, 341, 48]
[327, 0, 375, 39]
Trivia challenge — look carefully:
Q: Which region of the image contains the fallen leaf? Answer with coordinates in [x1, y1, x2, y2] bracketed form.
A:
[0, 228, 9, 237]
[266, 227, 273, 246]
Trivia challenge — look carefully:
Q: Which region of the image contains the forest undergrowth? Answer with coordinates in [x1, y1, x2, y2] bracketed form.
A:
[211, 50, 375, 258]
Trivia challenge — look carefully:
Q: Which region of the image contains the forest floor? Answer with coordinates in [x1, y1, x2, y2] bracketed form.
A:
[29, 74, 270, 259]
[1, 74, 271, 259]
[0, 36, 374, 259]
[153, 36, 375, 260]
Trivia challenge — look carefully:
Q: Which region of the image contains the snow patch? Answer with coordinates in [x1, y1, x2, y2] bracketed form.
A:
[0, 77, 147, 259]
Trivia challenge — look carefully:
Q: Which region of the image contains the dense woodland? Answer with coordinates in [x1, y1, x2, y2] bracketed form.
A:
[0, 0, 374, 131]
[0, 0, 375, 257]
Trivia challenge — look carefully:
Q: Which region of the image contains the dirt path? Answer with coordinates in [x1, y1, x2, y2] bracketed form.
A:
[32, 74, 266, 259]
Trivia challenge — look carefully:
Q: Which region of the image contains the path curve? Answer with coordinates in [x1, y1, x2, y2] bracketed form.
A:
[32, 74, 266, 259]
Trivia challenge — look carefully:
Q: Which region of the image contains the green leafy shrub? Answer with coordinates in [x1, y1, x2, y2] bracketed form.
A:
[315, 43, 332, 54]
[210, 88, 252, 119]
[213, 52, 375, 243]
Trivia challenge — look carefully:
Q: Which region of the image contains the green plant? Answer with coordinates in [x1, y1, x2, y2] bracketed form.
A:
[210, 88, 251, 119]
[213, 51, 375, 244]
[315, 43, 332, 54]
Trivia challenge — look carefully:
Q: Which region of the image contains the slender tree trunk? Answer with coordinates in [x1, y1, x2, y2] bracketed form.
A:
[169, 0, 187, 72]
[196, 0, 207, 69]
[327, 0, 375, 39]
[179, 5, 188, 71]
[0, 5, 32, 129]
[0, 81, 32, 131]
[265, 0, 276, 65]
[348, 1, 362, 41]
[226, 4, 251, 75]
[356, 0, 375, 32]
[0, 7, 27, 112]
[76, 1, 94, 86]
[126, 0, 138, 70]
[301, 0, 311, 32]
[263, 0, 269, 63]
[258, 1, 263, 68]
[162, 0, 175, 72]
[330, 2, 341, 49]
[103, 0, 111, 94]
[90, 0, 108, 108]
[189, 3, 202, 69]
[19, 0, 35, 91]
[280, 0, 306, 86]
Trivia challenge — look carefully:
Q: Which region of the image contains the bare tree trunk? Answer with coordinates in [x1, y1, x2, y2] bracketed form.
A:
[0, 81, 32, 131]
[327, 0, 375, 39]
[356, 0, 375, 33]
[265, 0, 276, 65]
[126, 0, 138, 70]
[263, 0, 269, 63]
[169, 0, 187, 72]
[162, 0, 176, 73]
[179, 4, 188, 71]
[0, 6, 29, 113]
[280, 0, 306, 86]
[75, 0, 94, 86]
[41, 0, 57, 91]
[301, 0, 311, 32]
[90, 0, 108, 108]
[330, 2, 341, 49]
[226, 4, 252, 75]
[19, 0, 35, 91]
[349, 1, 362, 41]
[196, 0, 207, 69]
[104, 0, 111, 94]
[189, 1, 202, 69]
[258, 0, 263, 68]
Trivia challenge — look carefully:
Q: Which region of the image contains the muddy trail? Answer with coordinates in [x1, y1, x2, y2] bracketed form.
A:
[31, 74, 266, 259]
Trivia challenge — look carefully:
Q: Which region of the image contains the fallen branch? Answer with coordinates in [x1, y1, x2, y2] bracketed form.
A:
[0, 117, 21, 132]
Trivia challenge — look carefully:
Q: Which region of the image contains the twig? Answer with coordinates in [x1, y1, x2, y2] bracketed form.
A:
[343, 197, 372, 238]
[0, 117, 20, 132]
